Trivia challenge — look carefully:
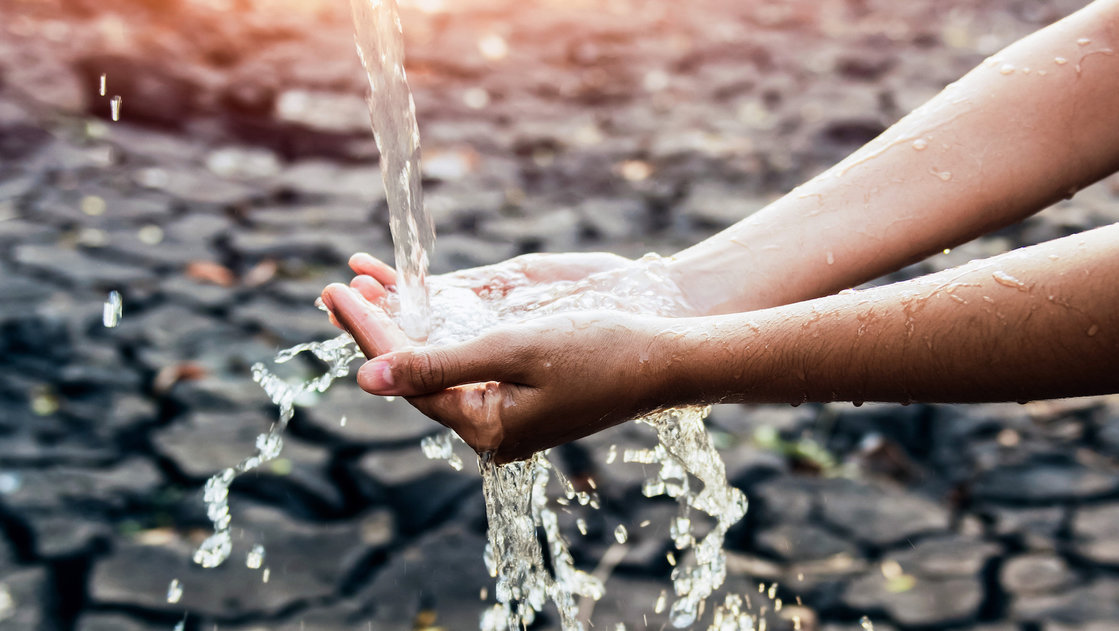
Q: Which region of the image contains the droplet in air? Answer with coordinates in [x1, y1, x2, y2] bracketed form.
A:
[654, 589, 668, 613]
[339, 415, 347, 427]
[999, 63, 1016, 75]
[1077, 38, 1091, 46]
[103, 290, 123, 328]
[911, 138, 928, 151]
[246, 544, 265, 569]
[99, 73, 106, 96]
[1055, 56, 1069, 65]
[942, 248, 951, 254]
[614, 524, 628, 544]
[110, 95, 122, 121]
[826, 251, 835, 265]
[166, 578, 183, 604]
[262, 567, 271, 583]
[605, 444, 617, 464]
[576, 518, 587, 535]
[859, 616, 875, 631]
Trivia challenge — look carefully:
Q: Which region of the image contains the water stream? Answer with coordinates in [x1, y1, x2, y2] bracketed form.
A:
[191, 1, 755, 628]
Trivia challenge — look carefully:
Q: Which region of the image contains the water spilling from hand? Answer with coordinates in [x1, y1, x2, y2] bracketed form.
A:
[191, 1, 751, 628]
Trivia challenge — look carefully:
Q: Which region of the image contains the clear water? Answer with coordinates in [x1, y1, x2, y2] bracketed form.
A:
[349, 0, 433, 342]
[192, 2, 755, 628]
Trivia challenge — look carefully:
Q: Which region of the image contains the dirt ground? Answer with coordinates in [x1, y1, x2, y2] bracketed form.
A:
[1, 0, 1118, 629]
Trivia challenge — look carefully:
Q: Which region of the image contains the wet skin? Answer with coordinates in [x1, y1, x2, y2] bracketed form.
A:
[322, 0, 1119, 462]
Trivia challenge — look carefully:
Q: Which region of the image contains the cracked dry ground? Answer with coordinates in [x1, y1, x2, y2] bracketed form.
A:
[1, 0, 1118, 629]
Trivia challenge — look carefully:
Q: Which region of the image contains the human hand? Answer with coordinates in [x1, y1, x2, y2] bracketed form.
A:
[321, 283, 679, 463]
[338, 251, 699, 324]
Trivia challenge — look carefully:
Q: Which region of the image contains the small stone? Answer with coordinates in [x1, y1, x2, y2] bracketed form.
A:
[303, 382, 439, 444]
[0, 567, 49, 629]
[13, 244, 156, 288]
[1011, 578, 1119, 624]
[890, 534, 999, 577]
[756, 523, 858, 563]
[1073, 503, 1119, 565]
[975, 463, 1119, 503]
[680, 181, 768, 228]
[818, 478, 950, 546]
[844, 571, 982, 627]
[1001, 553, 1075, 594]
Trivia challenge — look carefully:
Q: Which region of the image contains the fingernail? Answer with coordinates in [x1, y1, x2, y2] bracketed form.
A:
[366, 359, 394, 391]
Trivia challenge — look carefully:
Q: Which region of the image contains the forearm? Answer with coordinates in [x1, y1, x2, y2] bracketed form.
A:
[668, 223, 1119, 406]
[668, 0, 1119, 315]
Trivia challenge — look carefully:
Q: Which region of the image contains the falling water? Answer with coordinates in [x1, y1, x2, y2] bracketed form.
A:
[192, 2, 753, 629]
[349, 0, 433, 342]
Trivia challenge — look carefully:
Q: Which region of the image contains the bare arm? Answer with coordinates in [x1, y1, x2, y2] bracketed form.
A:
[326, 223, 1119, 461]
[669, 0, 1119, 315]
[672, 223, 1119, 407]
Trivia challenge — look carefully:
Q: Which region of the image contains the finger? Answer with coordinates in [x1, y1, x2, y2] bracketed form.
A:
[356, 334, 526, 396]
[348, 252, 397, 287]
[350, 274, 387, 303]
[407, 382, 508, 456]
[321, 283, 409, 358]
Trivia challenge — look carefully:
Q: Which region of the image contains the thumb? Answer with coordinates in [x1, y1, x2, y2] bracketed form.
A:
[357, 339, 521, 396]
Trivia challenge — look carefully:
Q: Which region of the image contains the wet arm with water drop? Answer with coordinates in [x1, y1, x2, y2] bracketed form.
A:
[668, 223, 1119, 406]
[668, 0, 1119, 316]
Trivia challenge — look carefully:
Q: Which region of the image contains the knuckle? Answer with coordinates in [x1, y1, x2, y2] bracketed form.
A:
[410, 351, 447, 392]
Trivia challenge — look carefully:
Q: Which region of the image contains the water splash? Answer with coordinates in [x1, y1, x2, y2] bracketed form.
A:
[102, 290, 122, 328]
[192, 334, 363, 569]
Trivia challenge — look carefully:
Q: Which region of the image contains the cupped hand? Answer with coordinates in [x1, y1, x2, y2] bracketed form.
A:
[321, 283, 680, 463]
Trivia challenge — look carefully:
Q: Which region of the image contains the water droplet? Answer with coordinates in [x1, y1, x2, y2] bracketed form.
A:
[110, 95, 122, 121]
[999, 63, 1016, 75]
[859, 616, 875, 631]
[605, 444, 617, 464]
[614, 524, 628, 544]
[654, 589, 667, 613]
[1022, 66, 1032, 74]
[1055, 56, 1068, 65]
[173, 621, 185, 631]
[942, 248, 951, 254]
[99, 73, 107, 96]
[931, 167, 953, 181]
[1077, 37, 1091, 46]
[992, 270, 1028, 291]
[826, 251, 835, 265]
[911, 138, 928, 151]
[103, 290, 123, 328]
[246, 544, 265, 569]
[262, 567, 270, 583]
[480, 586, 488, 601]
[339, 415, 347, 427]
[166, 578, 183, 604]
[576, 518, 587, 535]
[1087, 324, 1099, 336]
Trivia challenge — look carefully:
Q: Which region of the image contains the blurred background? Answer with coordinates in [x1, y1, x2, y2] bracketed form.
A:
[1, 0, 1118, 629]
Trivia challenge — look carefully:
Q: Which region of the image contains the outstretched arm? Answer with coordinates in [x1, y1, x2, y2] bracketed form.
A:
[325, 223, 1119, 462]
[668, 0, 1119, 315]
